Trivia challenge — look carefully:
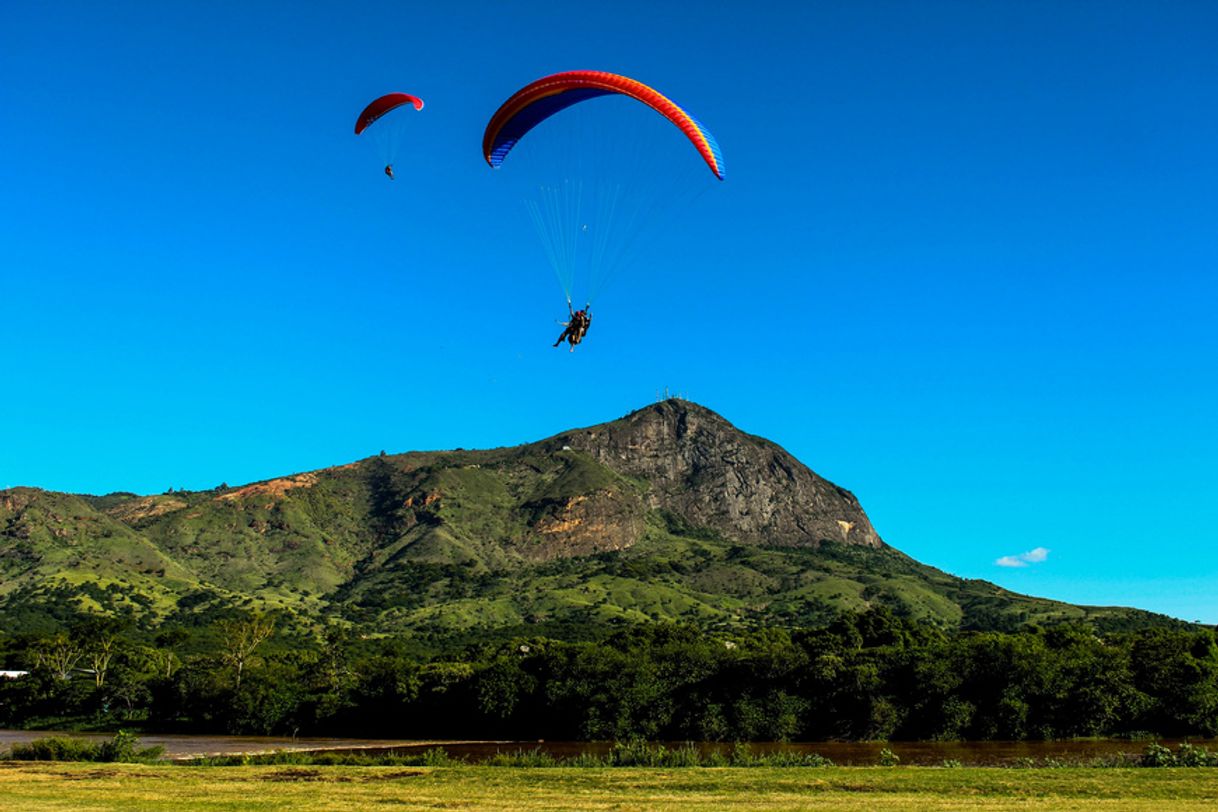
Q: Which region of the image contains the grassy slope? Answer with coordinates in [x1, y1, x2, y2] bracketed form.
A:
[2, 764, 1218, 811]
[0, 489, 207, 628]
[0, 433, 1185, 637]
[355, 518, 1172, 637]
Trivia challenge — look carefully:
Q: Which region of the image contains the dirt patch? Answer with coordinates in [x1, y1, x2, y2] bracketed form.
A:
[60, 768, 161, 781]
[218, 474, 318, 503]
[253, 768, 428, 783]
[259, 768, 346, 782]
[361, 770, 426, 782]
[105, 497, 189, 523]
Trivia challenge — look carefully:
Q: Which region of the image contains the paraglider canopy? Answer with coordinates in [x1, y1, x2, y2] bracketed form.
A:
[355, 93, 424, 135]
[482, 70, 724, 180]
[481, 70, 724, 309]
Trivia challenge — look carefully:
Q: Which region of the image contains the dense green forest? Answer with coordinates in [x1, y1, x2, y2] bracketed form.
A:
[4, 404, 1208, 742]
[3, 607, 1215, 742]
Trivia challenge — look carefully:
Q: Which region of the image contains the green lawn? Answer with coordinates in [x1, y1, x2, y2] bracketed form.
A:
[2, 764, 1217, 811]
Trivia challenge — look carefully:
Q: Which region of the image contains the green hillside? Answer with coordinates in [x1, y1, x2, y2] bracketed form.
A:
[0, 401, 1185, 638]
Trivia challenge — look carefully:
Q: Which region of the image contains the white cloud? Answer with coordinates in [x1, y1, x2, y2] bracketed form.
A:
[996, 547, 1050, 568]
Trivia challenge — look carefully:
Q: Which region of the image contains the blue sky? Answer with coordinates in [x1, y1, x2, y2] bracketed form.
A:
[2, 1, 1216, 621]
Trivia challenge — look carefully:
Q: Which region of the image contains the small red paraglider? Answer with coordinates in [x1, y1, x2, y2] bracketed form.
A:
[355, 93, 424, 180]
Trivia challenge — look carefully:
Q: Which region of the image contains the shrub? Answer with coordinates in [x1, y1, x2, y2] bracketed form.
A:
[1138, 742, 1217, 767]
[609, 739, 664, 767]
[8, 731, 162, 763]
[663, 744, 702, 767]
[10, 737, 100, 762]
[728, 742, 757, 767]
[1175, 743, 1218, 767]
[96, 730, 164, 762]
[567, 752, 609, 768]
[750, 749, 833, 767]
[485, 748, 559, 767]
[420, 747, 459, 767]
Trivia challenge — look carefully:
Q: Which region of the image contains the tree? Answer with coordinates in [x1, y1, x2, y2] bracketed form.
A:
[105, 651, 155, 720]
[152, 628, 189, 680]
[1131, 628, 1218, 736]
[217, 614, 275, 691]
[72, 617, 123, 688]
[34, 634, 83, 681]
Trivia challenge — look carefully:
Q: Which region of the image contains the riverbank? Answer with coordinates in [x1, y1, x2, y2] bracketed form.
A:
[3, 763, 1218, 811]
[6, 728, 1212, 765]
[0, 729, 506, 761]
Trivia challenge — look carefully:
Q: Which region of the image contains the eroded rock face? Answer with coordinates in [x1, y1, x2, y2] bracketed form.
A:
[523, 489, 643, 560]
[551, 401, 883, 549]
[104, 496, 189, 523]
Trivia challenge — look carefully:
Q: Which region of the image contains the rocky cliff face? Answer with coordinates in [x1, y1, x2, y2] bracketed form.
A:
[548, 400, 883, 550]
[523, 488, 643, 561]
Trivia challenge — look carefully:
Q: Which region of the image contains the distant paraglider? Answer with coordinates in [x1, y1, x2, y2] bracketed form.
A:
[355, 92, 424, 180]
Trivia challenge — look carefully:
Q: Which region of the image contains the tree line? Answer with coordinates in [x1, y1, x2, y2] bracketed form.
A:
[1, 607, 1216, 741]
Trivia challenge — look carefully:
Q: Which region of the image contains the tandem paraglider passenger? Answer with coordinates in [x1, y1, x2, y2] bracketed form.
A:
[384, 164, 395, 181]
[553, 304, 592, 352]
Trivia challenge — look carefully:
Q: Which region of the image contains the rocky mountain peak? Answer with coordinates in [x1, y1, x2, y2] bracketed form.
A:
[551, 400, 883, 549]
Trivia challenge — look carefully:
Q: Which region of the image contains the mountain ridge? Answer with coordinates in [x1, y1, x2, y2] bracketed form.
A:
[0, 399, 1186, 636]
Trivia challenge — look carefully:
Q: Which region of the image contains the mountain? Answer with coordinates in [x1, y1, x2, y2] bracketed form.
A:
[0, 400, 1181, 637]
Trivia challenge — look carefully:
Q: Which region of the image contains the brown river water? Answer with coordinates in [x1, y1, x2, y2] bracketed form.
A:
[3, 729, 1210, 764]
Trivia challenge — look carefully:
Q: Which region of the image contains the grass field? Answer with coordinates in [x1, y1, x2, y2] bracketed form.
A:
[2, 764, 1217, 811]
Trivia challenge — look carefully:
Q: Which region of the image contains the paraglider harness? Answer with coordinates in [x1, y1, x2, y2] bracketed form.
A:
[554, 301, 592, 351]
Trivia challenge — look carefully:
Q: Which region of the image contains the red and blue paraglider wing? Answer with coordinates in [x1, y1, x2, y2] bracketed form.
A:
[482, 71, 724, 180]
[355, 93, 424, 135]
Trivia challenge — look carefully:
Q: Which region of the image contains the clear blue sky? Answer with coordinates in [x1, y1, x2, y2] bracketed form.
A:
[3, 2, 1216, 621]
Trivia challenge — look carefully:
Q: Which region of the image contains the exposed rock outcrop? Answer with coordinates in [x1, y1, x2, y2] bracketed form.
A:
[523, 488, 643, 560]
[551, 400, 883, 549]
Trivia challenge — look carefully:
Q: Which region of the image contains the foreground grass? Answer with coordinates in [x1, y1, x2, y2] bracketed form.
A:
[2, 764, 1218, 811]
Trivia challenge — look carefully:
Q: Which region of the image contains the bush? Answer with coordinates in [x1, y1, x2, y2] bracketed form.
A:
[10, 737, 100, 761]
[420, 747, 459, 767]
[728, 741, 757, 767]
[9, 732, 162, 763]
[608, 739, 665, 767]
[485, 748, 559, 767]
[1011, 757, 1071, 768]
[1141, 742, 1218, 768]
[1175, 743, 1218, 767]
[664, 744, 703, 767]
[1142, 743, 1177, 767]
[567, 752, 609, 768]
